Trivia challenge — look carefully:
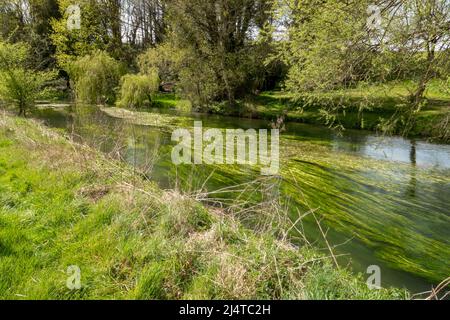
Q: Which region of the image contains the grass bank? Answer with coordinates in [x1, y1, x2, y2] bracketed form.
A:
[0, 112, 407, 299]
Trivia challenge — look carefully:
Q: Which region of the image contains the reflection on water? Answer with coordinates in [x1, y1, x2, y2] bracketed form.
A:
[34, 106, 450, 293]
[333, 134, 450, 169]
[407, 142, 417, 198]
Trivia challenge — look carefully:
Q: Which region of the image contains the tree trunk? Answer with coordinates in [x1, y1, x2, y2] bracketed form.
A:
[410, 22, 438, 110]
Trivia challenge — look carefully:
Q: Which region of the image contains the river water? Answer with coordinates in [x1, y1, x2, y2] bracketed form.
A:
[34, 105, 450, 294]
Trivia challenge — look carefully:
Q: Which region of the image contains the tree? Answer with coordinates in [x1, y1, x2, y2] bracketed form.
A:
[121, 0, 167, 48]
[117, 71, 160, 108]
[278, 0, 450, 133]
[0, 41, 55, 116]
[0, 0, 61, 69]
[68, 50, 123, 104]
[51, 0, 167, 67]
[137, 41, 181, 85]
[383, 1, 450, 106]
[0, 1, 31, 43]
[51, 0, 118, 67]
[279, 0, 379, 91]
[165, 0, 274, 108]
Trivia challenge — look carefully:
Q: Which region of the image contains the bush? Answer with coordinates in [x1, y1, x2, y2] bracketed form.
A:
[117, 71, 159, 109]
[68, 51, 123, 105]
[0, 41, 55, 116]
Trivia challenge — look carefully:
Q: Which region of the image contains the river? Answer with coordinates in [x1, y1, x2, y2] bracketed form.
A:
[33, 105, 450, 294]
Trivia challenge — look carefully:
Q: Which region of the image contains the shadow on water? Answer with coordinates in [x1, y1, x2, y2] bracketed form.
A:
[33, 105, 450, 294]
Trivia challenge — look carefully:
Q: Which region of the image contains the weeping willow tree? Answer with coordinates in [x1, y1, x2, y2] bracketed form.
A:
[117, 70, 160, 108]
[68, 50, 123, 105]
[0, 41, 55, 116]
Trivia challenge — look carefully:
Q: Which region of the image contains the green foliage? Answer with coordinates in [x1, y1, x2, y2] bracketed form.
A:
[150, 94, 193, 113]
[162, 0, 274, 108]
[277, 0, 450, 135]
[0, 41, 55, 115]
[117, 72, 160, 108]
[280, 0, 449, 91]
[137, 42, 217, 108]
[280, 0, 372, 92]
[137, 42, 181, 84]
[51, 0, 124, 66]
[174, 100, 193, 113]
[0, 41, 29, 69]
[0, 0, 448, 301]
[177, 51, 221, 109]
[0, 0, 60, 69]
[68, 51, 123, 104]
[0, 69, 55, 114]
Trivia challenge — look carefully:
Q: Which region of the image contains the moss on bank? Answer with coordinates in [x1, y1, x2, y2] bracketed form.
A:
[0, 113, 407, 299]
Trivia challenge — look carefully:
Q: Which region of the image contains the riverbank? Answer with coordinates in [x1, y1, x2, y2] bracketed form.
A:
[0, 112, 408, 299]
[154, 80, 450, 142]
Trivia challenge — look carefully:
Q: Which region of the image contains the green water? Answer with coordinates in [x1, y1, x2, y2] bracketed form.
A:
[34, 105, 450, 293]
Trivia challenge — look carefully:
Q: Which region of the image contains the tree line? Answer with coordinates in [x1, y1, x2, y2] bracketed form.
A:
[0, 0, 449, 134]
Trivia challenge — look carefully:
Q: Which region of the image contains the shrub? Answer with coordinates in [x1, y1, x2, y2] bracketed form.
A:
[0, 41, 55, 116]
[117, 71, 159, 109]
[68, 51, 123, 105]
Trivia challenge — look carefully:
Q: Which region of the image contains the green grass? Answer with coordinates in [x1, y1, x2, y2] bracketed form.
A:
[0, 113, 408, 299]
[246, 80, 450, 137]
[152, 94, 192, 113]
[152, 93, 179, 108]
